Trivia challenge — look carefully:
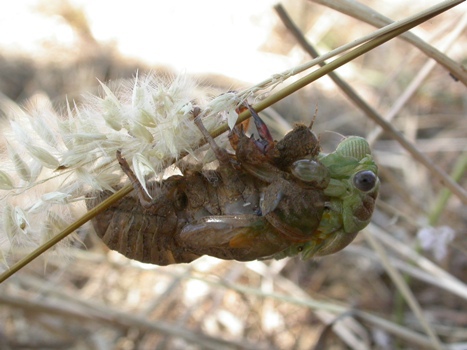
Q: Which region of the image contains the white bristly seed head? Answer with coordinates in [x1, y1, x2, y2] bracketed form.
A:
[0, 73, 245, 269]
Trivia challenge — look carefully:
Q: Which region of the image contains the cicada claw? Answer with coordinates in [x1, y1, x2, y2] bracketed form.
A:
[231, 103, 276, 156]
[243, 103, 275, 154]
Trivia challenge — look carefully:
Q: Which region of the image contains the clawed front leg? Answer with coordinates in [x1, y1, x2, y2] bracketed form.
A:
[242, 103, 275, 154]
[192, 107, 232, 166]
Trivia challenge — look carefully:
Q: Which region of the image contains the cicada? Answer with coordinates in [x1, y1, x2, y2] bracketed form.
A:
[87, 105, 379, 265]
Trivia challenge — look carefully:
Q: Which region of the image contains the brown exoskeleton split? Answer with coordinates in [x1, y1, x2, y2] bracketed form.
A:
[87, 104, 331, 265]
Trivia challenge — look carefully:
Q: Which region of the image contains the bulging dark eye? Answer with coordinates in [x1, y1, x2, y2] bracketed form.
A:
[353, 170, 377, 192]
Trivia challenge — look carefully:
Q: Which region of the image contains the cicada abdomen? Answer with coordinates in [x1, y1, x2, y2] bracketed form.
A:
[87, 180, 200, 265]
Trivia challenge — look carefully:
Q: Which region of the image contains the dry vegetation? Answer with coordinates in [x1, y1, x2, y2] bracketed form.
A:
[0, 1, 466, 349]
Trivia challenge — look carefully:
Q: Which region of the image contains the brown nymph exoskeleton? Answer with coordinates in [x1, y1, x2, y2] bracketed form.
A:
[86, 104, 331, 265]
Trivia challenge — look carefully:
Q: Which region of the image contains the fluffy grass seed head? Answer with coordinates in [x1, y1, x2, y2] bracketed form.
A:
[0, 73, 244, 269]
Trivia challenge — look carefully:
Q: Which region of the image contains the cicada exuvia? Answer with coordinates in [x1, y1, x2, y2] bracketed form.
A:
[87, 104, 380, 265]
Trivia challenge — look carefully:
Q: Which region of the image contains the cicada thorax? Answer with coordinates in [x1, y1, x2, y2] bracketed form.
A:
[228, 121, 328, 235]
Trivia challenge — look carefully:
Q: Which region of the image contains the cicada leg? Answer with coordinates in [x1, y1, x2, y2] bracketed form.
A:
[192, 107, 261, 208]
[242, 103, 275, 154]
[228, 103, 276, 156]
[225, 104, 283, 184]
[116, 150, 182, 211]
[192, 107, 233, 166]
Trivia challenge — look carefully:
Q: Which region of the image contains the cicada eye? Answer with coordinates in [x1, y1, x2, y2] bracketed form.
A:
[291, 159, 330, 189]
[353, 170, 377, 192]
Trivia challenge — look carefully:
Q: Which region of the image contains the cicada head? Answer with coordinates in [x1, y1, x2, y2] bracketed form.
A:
[320, 136, 379, 234]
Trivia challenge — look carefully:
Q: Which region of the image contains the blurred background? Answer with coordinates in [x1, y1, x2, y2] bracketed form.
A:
[0, 0, 466, 349]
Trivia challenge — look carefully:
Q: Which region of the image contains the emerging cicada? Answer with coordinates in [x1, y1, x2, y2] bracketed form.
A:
[87, 104, 379, 265]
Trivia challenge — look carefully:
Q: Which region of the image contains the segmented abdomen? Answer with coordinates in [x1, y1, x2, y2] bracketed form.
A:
[86, 188, 200, 265]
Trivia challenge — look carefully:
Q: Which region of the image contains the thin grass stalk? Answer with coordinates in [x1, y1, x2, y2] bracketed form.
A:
[311, 0, 467, 86]
[187, 271, 444, 348]
[369, 223, 467, 298]
[364, 231, 443, 349]
[366, 10, 467, 144]
[0, 291, 260, 350]
[429, 153, 467, 226]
